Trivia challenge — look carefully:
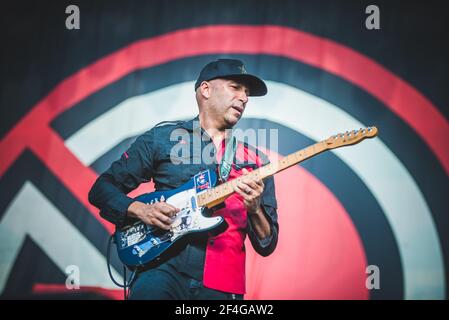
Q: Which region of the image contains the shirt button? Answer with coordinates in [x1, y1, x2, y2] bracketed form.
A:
[209, 240, 214, 245]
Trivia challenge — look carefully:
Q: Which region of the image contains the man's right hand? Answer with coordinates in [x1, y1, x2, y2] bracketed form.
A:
[127, 201, 180, 230]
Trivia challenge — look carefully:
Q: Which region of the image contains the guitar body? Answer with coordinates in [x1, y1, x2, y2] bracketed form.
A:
[114, 170, 226, 268]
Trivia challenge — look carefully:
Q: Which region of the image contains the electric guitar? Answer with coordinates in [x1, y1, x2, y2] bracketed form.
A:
[115, 127, 378, 268]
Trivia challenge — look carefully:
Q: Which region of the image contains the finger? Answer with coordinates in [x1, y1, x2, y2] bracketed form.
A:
[240, 182, 264, 202]
[238, 180, 261, 196]
[159, 201, 179, 212]
[250, 181, 264, 195]
[237, 181, 252, 193]
[142, 214, 171, 230]
[158, 202, 180, 217]
[235, 183, 254, 201]
[153, 210, 173, 226]
[251, 175, 264, 187]
[152, 218, 171, 231]
[156, 205, 174, 217]
[255, 178, 264, 187]
[243, 179, 259, 190]
[234, 183, 249, 199]
[241, 168, 256, 184]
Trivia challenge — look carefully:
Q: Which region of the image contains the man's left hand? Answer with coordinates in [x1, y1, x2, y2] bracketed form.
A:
[234, 168, 264, 214]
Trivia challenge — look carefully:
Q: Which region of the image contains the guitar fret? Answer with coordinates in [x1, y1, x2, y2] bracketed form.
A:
[199, 129, 377, 208]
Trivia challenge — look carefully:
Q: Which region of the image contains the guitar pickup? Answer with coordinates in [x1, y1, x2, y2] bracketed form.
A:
[191, 196, 197, 211]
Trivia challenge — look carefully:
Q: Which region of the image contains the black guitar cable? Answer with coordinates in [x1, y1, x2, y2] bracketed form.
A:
[106, 234, 137, 300]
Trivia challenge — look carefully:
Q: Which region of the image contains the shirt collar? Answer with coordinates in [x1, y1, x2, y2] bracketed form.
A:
[180, 115, 200, 132]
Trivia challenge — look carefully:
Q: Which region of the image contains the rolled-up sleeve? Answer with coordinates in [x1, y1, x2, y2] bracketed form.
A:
[247, 174, 279, 256]
[88, 129, 155, 226]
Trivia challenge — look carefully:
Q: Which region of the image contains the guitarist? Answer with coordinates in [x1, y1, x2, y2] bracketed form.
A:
[88, 59, 279, 300]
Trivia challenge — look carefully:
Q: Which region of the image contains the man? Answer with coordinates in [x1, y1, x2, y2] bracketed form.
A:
[88, 58, 279, 300]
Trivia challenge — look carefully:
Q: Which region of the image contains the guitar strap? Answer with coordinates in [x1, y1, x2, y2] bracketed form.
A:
[219, 133, 237, 182]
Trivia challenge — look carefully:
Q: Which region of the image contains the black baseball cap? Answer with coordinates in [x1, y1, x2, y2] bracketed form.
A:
[194, 59, 267, 96]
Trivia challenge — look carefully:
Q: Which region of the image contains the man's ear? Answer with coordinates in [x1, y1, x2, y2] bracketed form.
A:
[200, 81, 211, 99]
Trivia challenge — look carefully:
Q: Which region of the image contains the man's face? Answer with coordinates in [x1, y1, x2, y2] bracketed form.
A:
[206, 78, 250, 128]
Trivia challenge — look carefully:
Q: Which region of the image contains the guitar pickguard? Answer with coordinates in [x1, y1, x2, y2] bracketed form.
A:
[115, 169, 224, 267]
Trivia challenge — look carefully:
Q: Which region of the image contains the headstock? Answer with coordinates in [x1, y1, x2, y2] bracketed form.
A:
[325, 126, 378, 149]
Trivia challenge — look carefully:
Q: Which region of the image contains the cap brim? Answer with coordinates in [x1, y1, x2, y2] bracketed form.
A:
[221, 74, 268, 96]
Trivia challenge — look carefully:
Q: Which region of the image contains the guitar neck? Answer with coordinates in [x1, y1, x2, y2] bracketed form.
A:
[197, 141, 328, 208]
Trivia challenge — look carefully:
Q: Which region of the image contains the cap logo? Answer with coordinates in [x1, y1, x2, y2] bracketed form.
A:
[238, 65, 247, 74]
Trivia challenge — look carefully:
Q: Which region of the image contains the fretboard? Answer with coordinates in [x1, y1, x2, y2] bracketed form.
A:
[197, 141, 328, 208]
